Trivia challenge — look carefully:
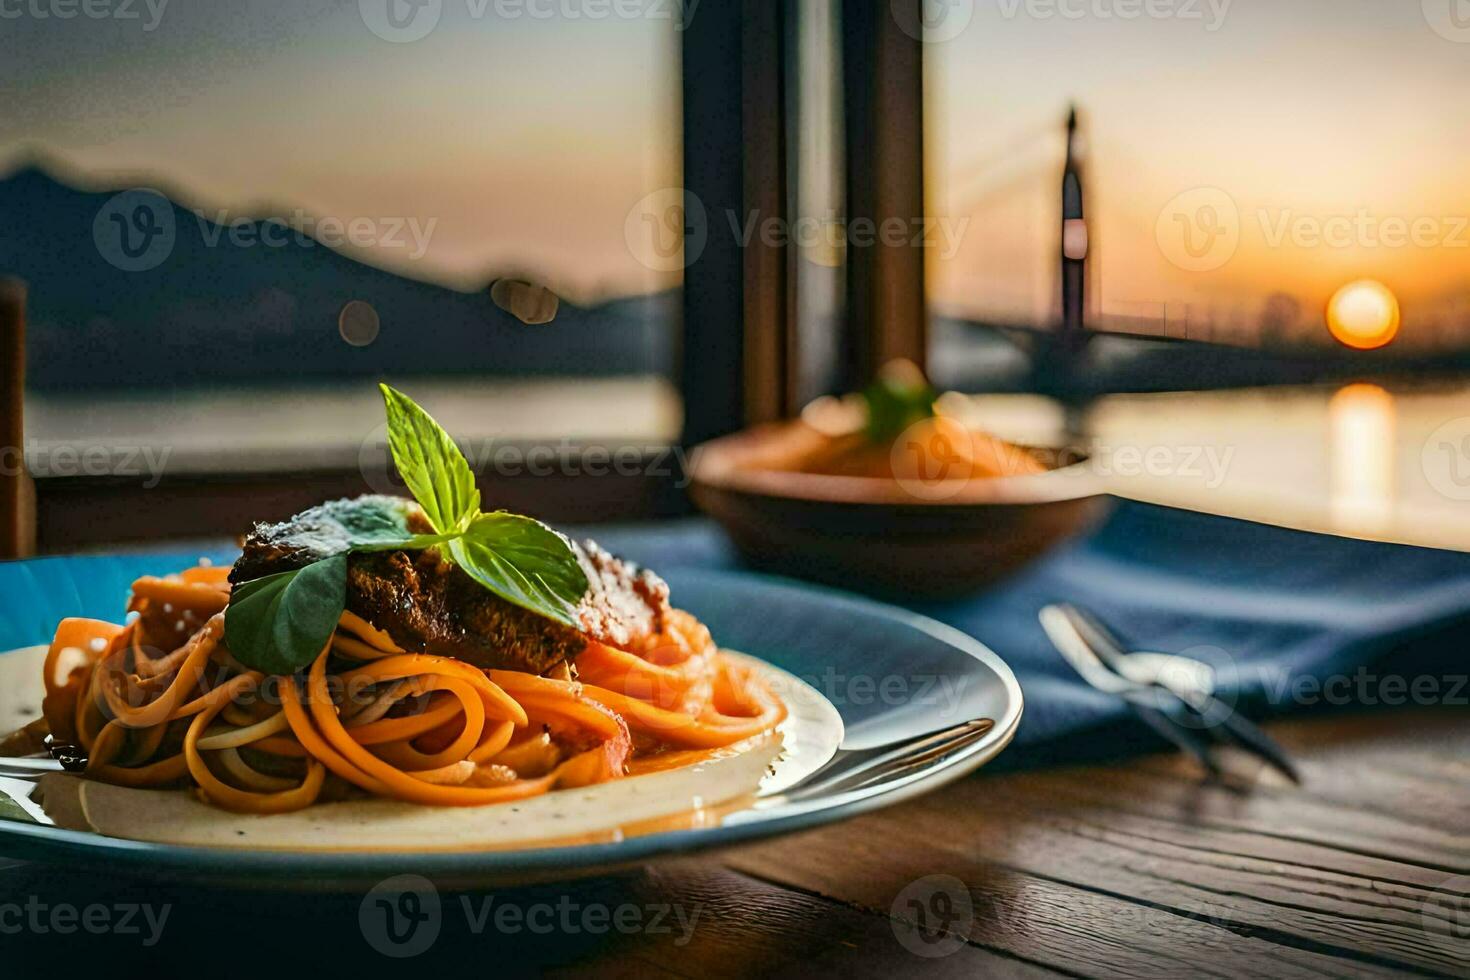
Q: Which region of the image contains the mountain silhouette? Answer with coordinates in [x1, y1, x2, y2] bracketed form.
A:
[0, 167, 676, 392]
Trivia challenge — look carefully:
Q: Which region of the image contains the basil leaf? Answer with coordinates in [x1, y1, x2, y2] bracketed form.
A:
[328, 495, 418, 546]
[864, 371, 937, 444]
[352, 532, 462, 553]
[224, 555, 348, 675]
[380, 384, 481, 534]
[448, 513, 588, 628]
[253, 497, 456, 564]
[273, 495, 419, 559]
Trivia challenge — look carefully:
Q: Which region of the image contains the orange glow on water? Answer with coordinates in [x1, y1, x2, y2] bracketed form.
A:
[1329, 383, 1396, 534]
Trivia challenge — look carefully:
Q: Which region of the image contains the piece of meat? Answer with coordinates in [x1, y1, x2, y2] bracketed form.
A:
[229, 496, 669, 674]
[229, 496, 423, 581]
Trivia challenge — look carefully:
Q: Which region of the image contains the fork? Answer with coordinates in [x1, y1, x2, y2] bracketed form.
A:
[1040, 603, 1299, 784]
[1057, 604, 1299, 782]
[1, 725, 1005, 812]
[0, 756, 63, 781]
[777, 718, 995, 803]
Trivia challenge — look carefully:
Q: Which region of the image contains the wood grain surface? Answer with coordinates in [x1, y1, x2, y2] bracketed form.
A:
[1, 708, 1465, 978]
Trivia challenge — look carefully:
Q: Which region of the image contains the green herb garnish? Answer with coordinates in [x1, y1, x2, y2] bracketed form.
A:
[863, 361, 937, 443]
[224, 385, 588, 673]
[448, 513, 586, 629]
[380, 384, 481, 534]
[224, 555, 349, 676]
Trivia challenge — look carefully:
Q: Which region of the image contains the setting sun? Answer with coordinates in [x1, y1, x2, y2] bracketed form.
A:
[1326, 280, 1401, 351]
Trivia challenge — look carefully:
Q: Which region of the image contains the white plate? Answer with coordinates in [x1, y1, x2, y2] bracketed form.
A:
[0, 566, 1022, 887]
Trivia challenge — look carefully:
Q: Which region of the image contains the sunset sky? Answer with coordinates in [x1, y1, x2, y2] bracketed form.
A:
[3, 0, 1468, 345]
[927, 0, 1470, 346]
[0, 1, 681, 301]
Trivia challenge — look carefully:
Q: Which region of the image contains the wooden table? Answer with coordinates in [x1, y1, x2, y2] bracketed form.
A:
[4, 707, 1465, 976]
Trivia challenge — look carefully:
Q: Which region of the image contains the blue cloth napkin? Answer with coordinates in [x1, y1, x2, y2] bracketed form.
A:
[3, 502, 1466, 767]
[586, 503, 1470, 764]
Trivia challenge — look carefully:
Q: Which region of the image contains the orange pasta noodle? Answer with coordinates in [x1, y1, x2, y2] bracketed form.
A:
[184, 682, 328, 815]
[41, 618, 127, 746]
[34, 567, 784, 815]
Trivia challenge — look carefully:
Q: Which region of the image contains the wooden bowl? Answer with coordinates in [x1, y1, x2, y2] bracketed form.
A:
[689, 422, 1111, 599]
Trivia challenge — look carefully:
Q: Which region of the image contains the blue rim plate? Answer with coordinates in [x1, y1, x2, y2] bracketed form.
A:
[0, 560, 1022, 888]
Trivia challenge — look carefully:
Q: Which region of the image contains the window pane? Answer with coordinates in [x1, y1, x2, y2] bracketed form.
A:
[1, 4, 683, 474]
[926, 1, 1470, 383]
[790, 0, 847, 405]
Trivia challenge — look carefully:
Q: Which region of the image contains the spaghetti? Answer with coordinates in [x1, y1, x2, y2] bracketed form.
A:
[40, 567, 786, 814]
